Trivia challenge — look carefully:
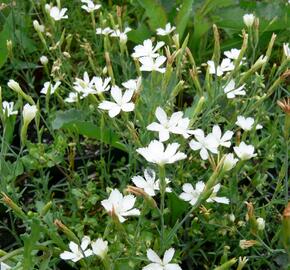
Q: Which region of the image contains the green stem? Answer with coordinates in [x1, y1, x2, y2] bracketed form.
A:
[158, 165, 166, 251]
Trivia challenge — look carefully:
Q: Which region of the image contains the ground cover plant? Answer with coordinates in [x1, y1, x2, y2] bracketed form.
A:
[0, 0, 290, 269]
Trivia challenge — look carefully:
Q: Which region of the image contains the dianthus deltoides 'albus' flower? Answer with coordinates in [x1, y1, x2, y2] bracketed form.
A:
[207, 59, 234, 77]
[235, 116, 262, 131]
[189, 129, 218, 160]
[81, 0, 101, 13]
[223, 80, 246, 99]
[49, 6, 68, 21]
[139, 56, 167, 73]
[0, 262, 11, 270]
[211, 125, 233, 148]
[40, 81, 61, 95]
[147, 107, 185, 142]
[111, 27, 132, 44]
[156, 22, 176, 36]
[180, 182, 229, 205]
[136, 140, 187, 166]
[96, 27, 113, 35]
[60, 236, 93, 262]
[40, 55, 48, 65]
[93, 76, 111, 94]
[7, 79, 22, 93]
[132, 39, 165, 59]
[122, 77, 141, 92]
[2, 101, 18, 117]
[101, 189, 140, 223]
[91, 238, 108, 259]
[243, 13, 255, 27]
[223, 153, 238, 171]
[234, 142, 257, 160]
[143, 248, 182, 270]
[283, 43, 290, 58]
[98, 86, 135, 118]
[224, 48, 241, 60]
[132, 168, 171, 197]
[23, 104, 37, 124]
[65, 92, 79, 103]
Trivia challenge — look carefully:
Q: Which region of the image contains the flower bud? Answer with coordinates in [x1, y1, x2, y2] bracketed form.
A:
[23, 103, 37, 124]
[256, 217, 265, 230]
[243, 14, 255, 27]
[7, 79, 22, 93]
[223, 153, 238, 171]
[33, 20, 45, 32]
[239, 239, 257, 249]
[40, 55, 48, 65]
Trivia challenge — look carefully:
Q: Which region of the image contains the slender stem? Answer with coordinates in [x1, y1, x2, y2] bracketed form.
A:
[285, 139, 289, 203]
[158, 165, 166, 251]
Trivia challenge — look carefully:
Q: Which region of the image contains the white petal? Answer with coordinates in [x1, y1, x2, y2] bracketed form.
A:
[121, 102, 135, 112]
[111, 86, 123, 104]
[155, 107, 168, 125]
[147, 249, 162, 264]
[108, 106, 121, 118]
[163, 248, 175, 264]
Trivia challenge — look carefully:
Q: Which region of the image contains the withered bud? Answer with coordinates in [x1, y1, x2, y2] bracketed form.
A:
[126, 186, 157, 208]
[239, 239, 258, 249]
[277, 97, 290, 115]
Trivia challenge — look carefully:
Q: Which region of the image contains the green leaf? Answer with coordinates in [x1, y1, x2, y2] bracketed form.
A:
[52, 110, 127, 151]
[21, 219, 42, 270]
[0, 14, 13, 69]
[176, 0, 194, 39]
[137, 0, 167, 30]
[62, 121, 127, 152]
[51, 109, 86, 129]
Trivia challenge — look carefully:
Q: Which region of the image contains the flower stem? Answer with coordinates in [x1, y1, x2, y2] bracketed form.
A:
[158, 165, 166, 251]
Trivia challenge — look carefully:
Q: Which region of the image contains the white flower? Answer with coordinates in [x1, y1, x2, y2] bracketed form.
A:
[40, 81, 61, 95]
[147, 107, 182, 142]
[81, 0, 101, 13]
[180, 182, 229, 205]
[0, 262, 11, 270]
[224, 48, 241, 60]
[189, 129, 219, 160]
[173, 117, 195, 139]
[206, 184, 229, 204]
[234, 142, 257, 160]
[2, 101, 18, 117]
[91, 238, 108, 259]
[65, 92, 79, 103]
[111, 27, 132, 44]
[131, 39, 165, 59]
[137, 140, 187, 166]
[139, 56, 167, 73]
[60, 236, 93, 262]
[235, 116, 262, 131]
[96, 27, 113, 35]
[98, 86, 135, 118]
[122, 77, 141, 92]
[243, 13, 255, 27]
[156, 22, 176, 36]
[223, 153, 238, 171]
[223, 80, 246, 99]
[132, 168, 171, 197]
[101, 189, 140, 223]
[143, 248, 182, 270]
[207, 59, 234, 76]
[33, 20, 45, 32]
[23, 104, 37, 124]
[7, 79, 22, 93]
[283, 43, 290, 58]
[92, 77, 111, 94]
[256, 217, 265, 230]
[73, 72, 96, 97]
[49, 6, 68, 21]
[40, 55, 48, 65]
[210, 125, 233, 148]
[179, 181, 205, 206]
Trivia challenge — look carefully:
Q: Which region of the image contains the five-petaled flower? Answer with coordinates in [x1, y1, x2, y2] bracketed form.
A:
[49, 6, 68, 21]
[137, 140, 187, 166]
[236, 116, 262, 131]
[101, 189, 140, 223]
[156, 23, 176, 36]
[60, 236, 93, 262]
[234, 142, 257, 160]
[139, 56, 167, 73]
[132, 168, 171, 197]
[223, 80, 246, 99]
[98, 86, 135, 118]
[143, 248, 182, 270]
[131, 39, 165, 59]
[40, 81, 61, 95]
